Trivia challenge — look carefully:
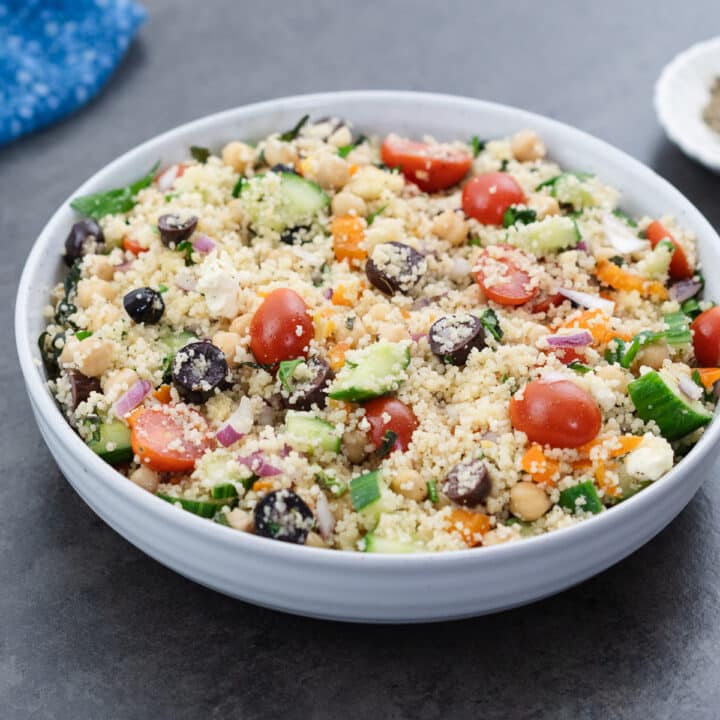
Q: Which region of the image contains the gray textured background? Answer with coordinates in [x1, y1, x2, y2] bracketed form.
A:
[3, 1, 720, 718]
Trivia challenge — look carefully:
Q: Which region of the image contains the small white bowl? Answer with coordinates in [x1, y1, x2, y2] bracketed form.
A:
[655, 35, 720, 172]
[15, 91, 720, 623]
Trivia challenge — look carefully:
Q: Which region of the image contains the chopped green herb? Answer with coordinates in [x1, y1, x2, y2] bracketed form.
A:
[499, 159, 509, 171]
[470, 135, 485, 157]
[609, 255, 625, 267]
[426, 479, 439, 504]
[175, 240, 194, 266]
[70, 163, 159, 219]
[75, 330, 92, 341]
[568, 360, 592, 375]
[240, 475, 258, 491]
[502, 206, 537, 228]
[337, 134, 366, 158]
[278, 358, 304, 392]
[190, 146, 210, 163]
[535, 171, 592, 191]
[367, 204, 387, 225]
[345, 316, 356, 331]
[157, 283, 168, 294]
[468, 236, 482, 246]
[612, 208, 637, 227]
[165, 193, 178, 202]
[376, 430, 398, 459]
[315, 471, 347, 497]
[231, 176, 245, 198]
[350, 471, 381, 510]
[63, 259, 83, 300]
[480, 308, 503, 342]
[279, 114, 309, 142]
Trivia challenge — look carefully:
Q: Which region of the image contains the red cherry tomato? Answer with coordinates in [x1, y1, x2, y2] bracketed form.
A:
[692, 307, 720, 366]
[475, 245, 538, 306]
[380, 134, 472, 193]
[531, 292, 565, 314]
[122, 236, 147, 255]
[549, 347, 587, 365]
[645, 220, 693, 280]
[509, 380, 601, 448]
[462, 172, 526, 226]
[249, 288, 314, 365]
[363, 397, 418, 453]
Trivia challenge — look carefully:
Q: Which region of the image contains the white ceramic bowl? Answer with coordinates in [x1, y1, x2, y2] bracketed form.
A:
[16, 91, 720, 623]
[655, 35, 720, 172]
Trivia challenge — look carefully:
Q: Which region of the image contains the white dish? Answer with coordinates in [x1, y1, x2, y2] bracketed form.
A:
[655, 35, 720, 172]
[15, 91, 720, 623]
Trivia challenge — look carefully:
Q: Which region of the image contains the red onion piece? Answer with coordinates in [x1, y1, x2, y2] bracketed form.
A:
[678, 375, 703, 401]
[113, 259, 135, 273]
[315, 492, 336, 541]
[192, 234, 216, 253]
[411, 332, 426, 342]
[323, 288, 333, 300]
[546, 330, 593, 348]
[558, 287, 615, 315]
[216, 424, 242, 447]
[237, 451, 282, 477]
[575, 240, 588, 252]
[114, 379, 151, 416]
[669, 279, 702, 303]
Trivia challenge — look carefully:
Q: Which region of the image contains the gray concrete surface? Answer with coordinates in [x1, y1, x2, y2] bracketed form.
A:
[3, 1, 720, 718]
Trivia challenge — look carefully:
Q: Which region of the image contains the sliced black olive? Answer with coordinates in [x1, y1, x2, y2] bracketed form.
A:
[67, 369, 101, 409]
[123, 287, 165, 324]
[54, 300, 78, 327]
[281, 357, 334, 411]
[429, 314, 486, 365]
[280, 224, 312, 245]
[254, 489, 314, 544]
[365, 241, 426, 295]
[271, 163, 299, 175]
[158, 214, 198, 247]
[64, 220, 104, 266]
[171, 340, 228, 404]
[444, 459, 491, 507]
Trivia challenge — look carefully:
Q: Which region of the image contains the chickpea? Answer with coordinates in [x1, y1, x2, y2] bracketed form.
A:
[84, 255, 115, 281]
[527, 193, 560, 219]
[377, 322, 410, 343]
[391, 468, 427, 502]
[102, 368, 139, 399]
[632, 342, 670, 372]
[226, 508, 253, 532]
[331, 191, 367, 217]
[221, 141, 256, 173]
[342, 430, 369, 464]
[76, 278, 117, 309]
[511, 129, 546, 162]
[509, 481, 551, 521]
[229, 314, 252, 336]
[327, 125, 352, 148]
[263, 137, 297, 167]
[129, 466, 159, 493]
[432, 210, 468, 246]
[212, 331, 242, 365]
[62, 336, 114, 377]
[311, 152, 350, 191]
[305, 531, 327, 548]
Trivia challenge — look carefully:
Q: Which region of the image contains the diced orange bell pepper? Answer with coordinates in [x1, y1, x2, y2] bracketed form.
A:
[332, 215, 366, 263]
[521, 444, 560, 486]
[595, 259, 668, 300]
[595, 460, 622, 498]
[328, 342, 351, 371]
[696, 368, 720, 390]
[446, 508, 491, 547]
[331, 285, 354, 307]
[252, 479, 275, 493]
[152, 385, 172, 404]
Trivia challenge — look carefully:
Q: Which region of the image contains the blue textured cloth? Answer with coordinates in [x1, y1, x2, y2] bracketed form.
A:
[0, 0, 146, 145]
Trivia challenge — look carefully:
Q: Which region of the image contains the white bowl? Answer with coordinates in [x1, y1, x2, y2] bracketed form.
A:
[655, 36, 720, 172]
[15, 91, 720, 623]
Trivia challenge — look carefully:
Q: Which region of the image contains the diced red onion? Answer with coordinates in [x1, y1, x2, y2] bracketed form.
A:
[558, 287, 615, 315]
[315, 492, 336, 541]
[602, 213, 648, 254]
[114, 379, 151, 416]
[237, 451, 282, 477]
[323, 288, 333, 300]
[546, 330, 593, 348]
[669, 279, 702, 303]
[411, 332, 426, 343]
[216, 424, 242, 447]
[155, 164, 180, 192]
[575, 240, 588, 252]
[678, 375, 703, 401]
[279, 444, 292, 458]
[192, 234, 216, 253]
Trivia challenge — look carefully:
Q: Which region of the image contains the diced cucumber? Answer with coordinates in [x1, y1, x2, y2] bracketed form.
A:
[157, 493, 230, 518]
[211, 483, 238, 500]
[363, 533, 422, 553]
[538, 172, 596, 209]
[87, 419, 132, 464]
[558, 481, 603, 514]
[285, 411, 341, 453]
[663, 312, 692, 347]
[350, 470, 382, 510]
[627, 369, 713, 440]
[637, 238, 673, 279]
[244, 172, 329, 231]
[315, 471, 347, 497]
[506, 215, 579, 255]
[328, 341, 410, 402]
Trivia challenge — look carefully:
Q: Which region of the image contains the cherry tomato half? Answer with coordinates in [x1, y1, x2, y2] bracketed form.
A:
[380, 134, 472, 193]
[249, 288, 314, 366]
[462, 172, 525, 226]
[692, 307, 720, 367]
[645, 220, 693, 281]
[130, 407, 211, 473]
[363, 397, 418, 454]
[509, 380, 601, 448]
[475, 245, 538, 306]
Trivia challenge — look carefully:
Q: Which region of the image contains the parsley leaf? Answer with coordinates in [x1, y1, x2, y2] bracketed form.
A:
[502, 206, 537, 228]
[231, 176, 245, 198]
[278, 358, 304, 392]
[175, 240, 194, 266]
[480, 308, 503, 342]
[376, 430, 398, 459]
[367, 204, 387, 225]
[190, 146, 210, 163]
[471, 135, 485, 157]
[279, 114, 309, 142]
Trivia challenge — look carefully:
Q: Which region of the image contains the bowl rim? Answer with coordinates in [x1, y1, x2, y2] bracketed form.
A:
[15, 89, 720, 567]
[654, 34, 720, 171]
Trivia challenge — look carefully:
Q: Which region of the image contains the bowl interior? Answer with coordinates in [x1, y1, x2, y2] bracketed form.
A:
[15, 90, 720, 561]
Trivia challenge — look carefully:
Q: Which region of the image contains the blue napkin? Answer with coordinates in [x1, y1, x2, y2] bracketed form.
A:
[0, 0, 146, 145]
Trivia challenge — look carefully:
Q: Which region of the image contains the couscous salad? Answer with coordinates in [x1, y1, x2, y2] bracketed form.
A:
[38, 116, 720, 552]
